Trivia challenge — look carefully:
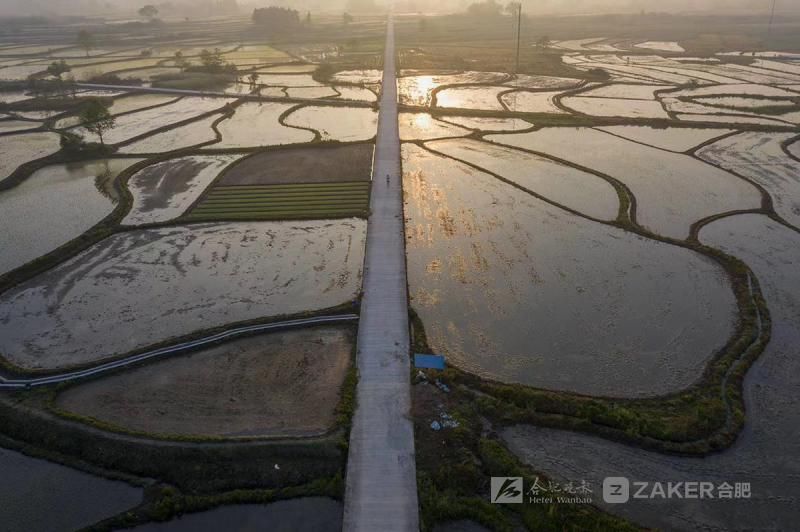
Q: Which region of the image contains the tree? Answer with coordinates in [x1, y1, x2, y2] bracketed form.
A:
[174, 51, 190, 71]
[46, 59, 71, 80]
[252, 7, 300, 32]
[80, 99, 116, 147]
[200, 48, 225, 71]
[77, 30, 95, 57]
[466, 0, 503, 17]
[343, 12, 353, 25]
[305, 11, 311, 25]
[247, 72, 259, 92]
[138, 5, 159, 21]
[535, 35, 551, 49]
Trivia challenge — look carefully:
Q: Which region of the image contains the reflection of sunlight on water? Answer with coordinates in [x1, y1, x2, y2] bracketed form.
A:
[410, 75, 437, 105]
[410, 112, 433, 131]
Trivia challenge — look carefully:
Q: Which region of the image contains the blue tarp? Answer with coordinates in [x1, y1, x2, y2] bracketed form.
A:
[414, 354, 445, 370]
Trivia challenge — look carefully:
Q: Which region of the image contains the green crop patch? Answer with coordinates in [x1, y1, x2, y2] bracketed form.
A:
[185, 182, 372, 221]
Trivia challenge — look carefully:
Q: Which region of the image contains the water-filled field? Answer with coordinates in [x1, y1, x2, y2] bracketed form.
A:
[425, 138, 619, 220]
[74, 97, 233, 145]
[399, 113, 470, 141]
[215, 102, 314, 147]
[284, 106, 378, 141]
[501, 214, 800, 530]
[121, 114, 221, 153]
[403, 144, 736, 397]
[500, 90, 567, 114]
[129, 498, 342, 532]
[0, 159, 138, 275]
[596, 125, 733, 152]
[0, 447, 141, 532]
[0, 132, 62, 181]
[488, 128, 762, 239]
[435, 86, 508, 111]
[561, 96, 670, 118]
[0, 220, 366, 370]
[697, 132, 800, 227]
[124, 155, 242, 225]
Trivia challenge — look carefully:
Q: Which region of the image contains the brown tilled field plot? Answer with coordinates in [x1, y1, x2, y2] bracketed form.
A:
[216, 143, 374, 186]
[55, 325, 354, 439]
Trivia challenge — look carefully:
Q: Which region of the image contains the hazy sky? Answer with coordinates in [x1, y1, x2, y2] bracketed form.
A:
[0, 0, 793, 18]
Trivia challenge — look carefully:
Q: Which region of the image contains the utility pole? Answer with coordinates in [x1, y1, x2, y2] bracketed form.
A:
[768, 0, 777, 37]
[515, 3, 522, 74]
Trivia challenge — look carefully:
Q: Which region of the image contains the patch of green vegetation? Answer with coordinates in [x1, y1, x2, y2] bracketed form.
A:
[412, 377, 639, 531]
[185, 182, 371, 221]
[151, 71, 234, 91]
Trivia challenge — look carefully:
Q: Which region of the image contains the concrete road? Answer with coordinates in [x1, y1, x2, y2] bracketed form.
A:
[343, 13, 420, 532]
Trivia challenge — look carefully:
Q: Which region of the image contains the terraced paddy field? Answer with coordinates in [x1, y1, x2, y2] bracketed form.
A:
[0, 158, 140, 275]
[215, 102, 314, 148]
[399, 112, 471, 141]
[403, 144, 736, 397]
[187, 182, 371, 221]
[120, 113, 222, 154]
[55, 325, 354, 438]
[697, 132, 800, 228]
[488, 128, 762, 239]
[124, 155, 242, 225]
[129, 498, 342, 532]
[73, 97, 234, 145]
[284, 106, 379, 142]
[0, 447, 142, 532]
[0, 220, 366, 370]
[0, 119, 38, 133]
[0, 132, 62, 182]
[501, 214, 800, 531]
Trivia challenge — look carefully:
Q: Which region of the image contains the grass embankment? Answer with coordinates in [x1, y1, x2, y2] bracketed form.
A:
[410, 247, 770, 456]
[412, 374, 640, 531]
[185, 182, 371, 221]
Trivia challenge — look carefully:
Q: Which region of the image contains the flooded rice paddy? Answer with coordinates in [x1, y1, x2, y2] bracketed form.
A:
[216, 102, 314, 147]
[129, 497, 342, 532]
[488, 128, 762, 239]
[74, 97, 233, 145]
[0, 220, 366, 370]
[435, 86, 508, 111]
[561, 96, 670, 118]
[124, 155, 242, 225]
[284, 106, 378, 142]
[403, 144, 736, 397]
[697, 132, 800, 227]
[399, 113, 471, 141]
[121, 114, 221, 154]
[0, 132, 62, 182]
[0, 159, 139, 275]
[595, 125, 734, 152]
[56, 326, 353, 438]
[425, 138, 619, 220]
[501, 214, 800, 530]
[0, 120, 37, 133]
[500, 90, 567, 114]
[0, 447, 142, 532]
[439, 116, 532, 132]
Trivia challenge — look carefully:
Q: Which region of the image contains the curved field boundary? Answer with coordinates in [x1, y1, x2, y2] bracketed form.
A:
[0, 314, 359, 389]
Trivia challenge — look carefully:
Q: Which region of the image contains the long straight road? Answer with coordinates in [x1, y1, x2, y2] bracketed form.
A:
[343, 13, 420, 532]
